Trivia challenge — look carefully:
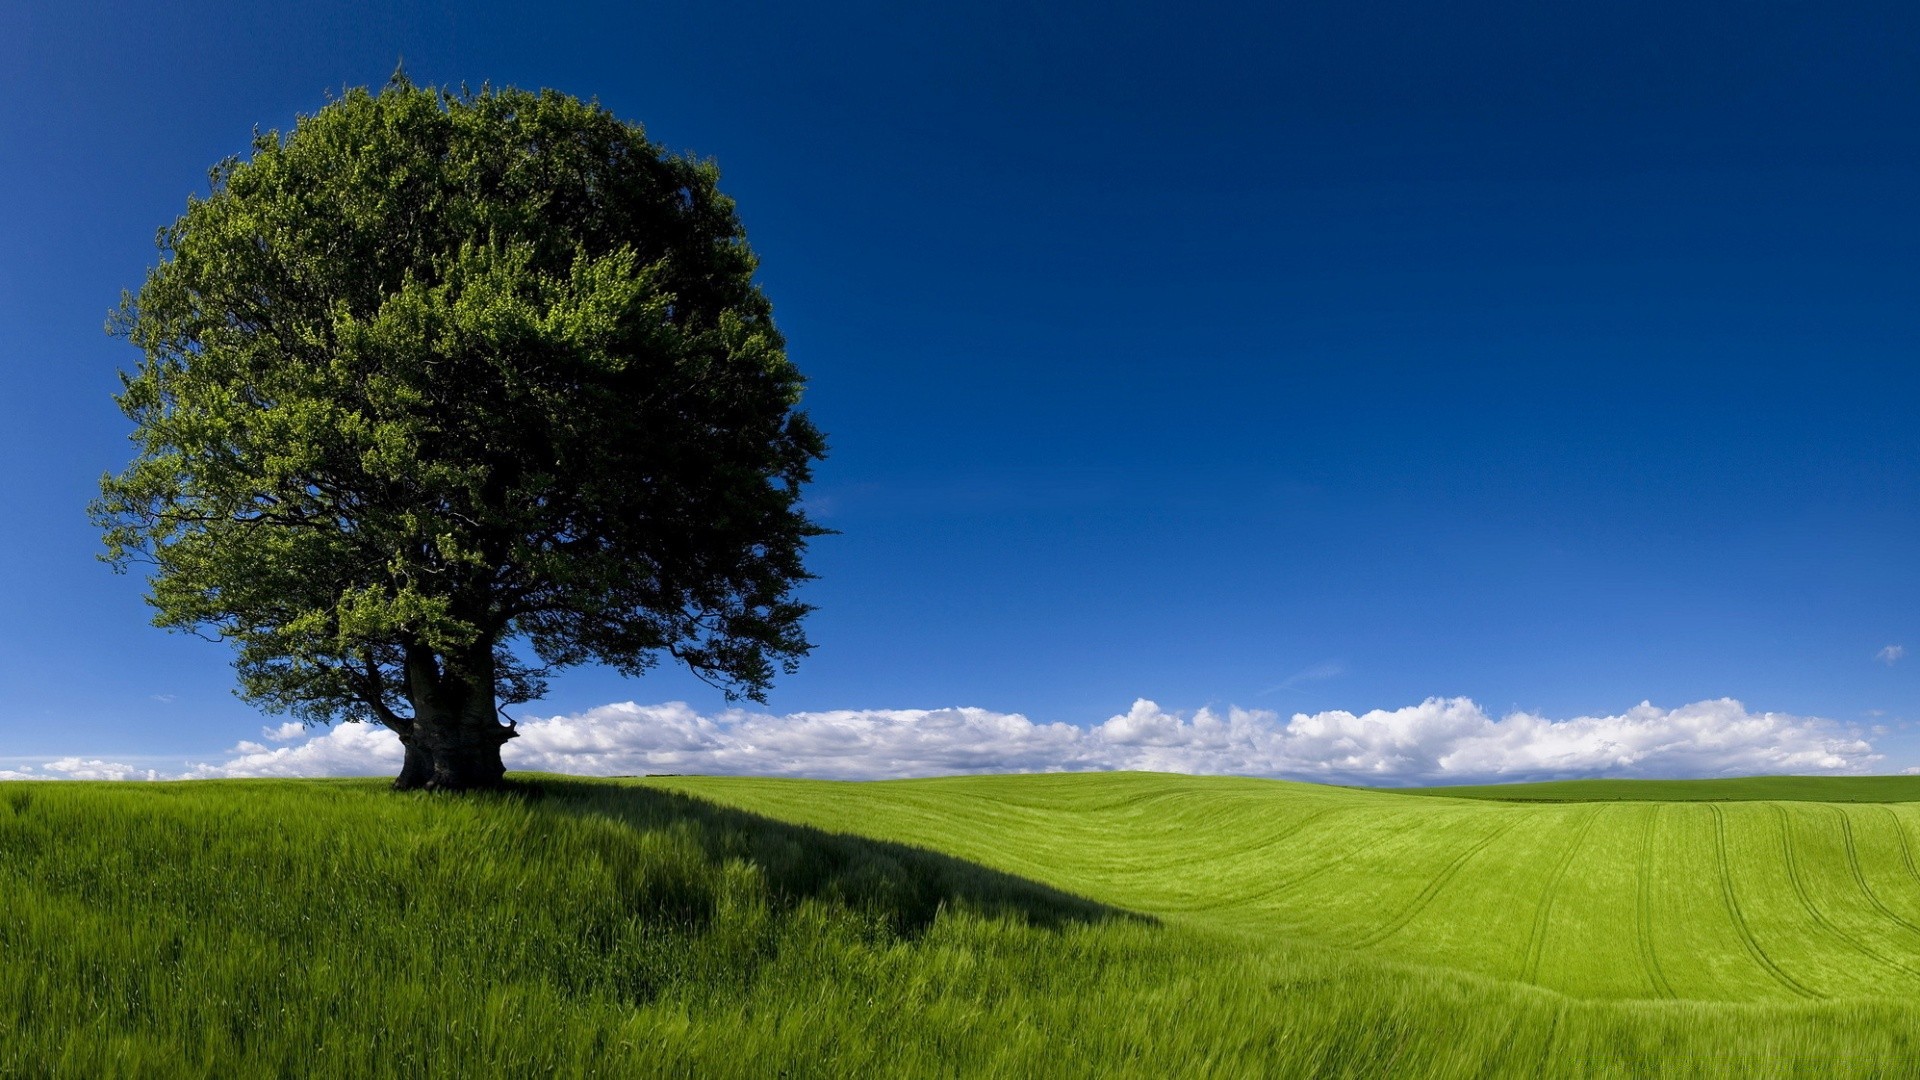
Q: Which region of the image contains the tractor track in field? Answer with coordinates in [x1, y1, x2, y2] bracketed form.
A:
[1711, 804, 1820, 1000]
[1073, 805, 1342, 884]
[1884, 806, 1920, 892]
[1772, 805, 1920, 982]
[1183, 812, 1408, 914]
[1521, 806, 1600, 984]
[1145, 806, 1343, 911]
[1833, 808, 1920, 942]
[1635, 805, 1676, 999]
[1354, 815, 1522, 949]
[1188, 805, 1344, 867]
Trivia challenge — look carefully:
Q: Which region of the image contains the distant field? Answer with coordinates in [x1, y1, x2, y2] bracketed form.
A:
[654, 771, 1920, 1003]
[9, 772, 1920, 1076]
[1395, 775, 1920, 803]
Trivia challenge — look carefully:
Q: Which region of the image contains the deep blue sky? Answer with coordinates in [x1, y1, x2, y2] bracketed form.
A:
[4, 1, 1919, 768]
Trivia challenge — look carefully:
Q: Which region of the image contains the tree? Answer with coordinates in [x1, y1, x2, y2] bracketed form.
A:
[94, 78, 827, 791]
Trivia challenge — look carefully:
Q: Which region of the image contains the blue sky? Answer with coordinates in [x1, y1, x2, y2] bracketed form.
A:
[3, 1, 1918, 779]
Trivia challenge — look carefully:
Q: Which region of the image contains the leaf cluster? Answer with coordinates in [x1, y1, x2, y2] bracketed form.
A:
[94, 78, 828, 726]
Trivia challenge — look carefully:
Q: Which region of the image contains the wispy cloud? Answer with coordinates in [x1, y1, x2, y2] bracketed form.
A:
[166, 696, 1879, 786]
[1878, 645, 1905, 666]
[1260, 660, 1347, 696]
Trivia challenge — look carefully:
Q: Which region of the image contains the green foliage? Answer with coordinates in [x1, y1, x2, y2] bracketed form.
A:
[94, 77, 826, 736]
[8, 775, 1920, 1075]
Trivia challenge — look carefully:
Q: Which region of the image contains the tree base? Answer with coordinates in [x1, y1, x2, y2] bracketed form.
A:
[392, 726, 515, 792]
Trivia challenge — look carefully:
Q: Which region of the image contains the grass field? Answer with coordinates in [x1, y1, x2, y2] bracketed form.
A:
[654, 771, 1920, 1002]
[1397, 775, 1920, 803]
[6, 773, 1920, 1076]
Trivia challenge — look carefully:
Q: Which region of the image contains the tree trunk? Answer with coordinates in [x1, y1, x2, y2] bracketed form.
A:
[392, 717, 515, 791]
[391, 643, 517, 792]
[394, 738, 434, 789]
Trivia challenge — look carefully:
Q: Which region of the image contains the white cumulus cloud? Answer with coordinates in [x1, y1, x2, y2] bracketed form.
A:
[0, 757, 160, 781]
[185, 721, 406, 779]
[1878, 645, 1906, 666]
[171, 696, 1881, 786]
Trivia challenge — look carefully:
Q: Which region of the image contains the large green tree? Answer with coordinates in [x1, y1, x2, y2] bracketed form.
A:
[95, 79, 827, 790]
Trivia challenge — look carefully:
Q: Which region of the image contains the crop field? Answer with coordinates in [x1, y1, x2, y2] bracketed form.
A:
[7, 773, 1920, 1076]
[656, 771, 1920, 1002]
[1396, 775, 1920, 804]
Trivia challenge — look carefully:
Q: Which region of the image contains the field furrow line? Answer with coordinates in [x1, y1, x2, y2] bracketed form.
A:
[1082, 798, 1340, 863]
[1522, 806, 1599, 983]
[1184, 814, 1403, 913]
[1147, 806, 1344, 911]
[1834, 808, 1920, 941]
[1354, 816, 1521, 949]
[1208, 804, 1344, 866]
[1635, 805, 1675, 999]
[1772, 805, 1920, 981]
[1711, 804, 1820, 999]
[1885, 806, 1920, 890]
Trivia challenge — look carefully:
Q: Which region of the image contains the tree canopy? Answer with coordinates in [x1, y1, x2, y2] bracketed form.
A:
[95, 78, 827, 789]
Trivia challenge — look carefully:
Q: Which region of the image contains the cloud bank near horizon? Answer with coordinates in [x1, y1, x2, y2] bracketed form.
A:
[0, 757, 163, 782]
[15, 696, 1858, 786]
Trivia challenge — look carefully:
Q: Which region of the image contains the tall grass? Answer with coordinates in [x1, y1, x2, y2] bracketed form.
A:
[4, 776, 1919, 1076]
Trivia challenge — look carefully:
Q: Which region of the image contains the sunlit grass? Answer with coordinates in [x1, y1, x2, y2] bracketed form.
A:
[660, 771, 1920, 1001]
[5, 774, 1920, 1076]
[1397, 775, 1920, 803]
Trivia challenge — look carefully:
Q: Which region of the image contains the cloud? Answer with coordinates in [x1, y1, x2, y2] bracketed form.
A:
[173, 696, 1881, 786]
[1878, 645, 1906, 666]
[1260, 660, 1347, 696]
[0, 758, 160, 781]
[185, 721, 405, 779]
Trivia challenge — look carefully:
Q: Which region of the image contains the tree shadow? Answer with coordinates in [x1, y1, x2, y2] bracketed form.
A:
[531, 777, 1151, 937]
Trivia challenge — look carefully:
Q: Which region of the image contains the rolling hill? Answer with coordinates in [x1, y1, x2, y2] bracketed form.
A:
[7, 772, 1920, 1075]
[651, 771, 1920, 1003]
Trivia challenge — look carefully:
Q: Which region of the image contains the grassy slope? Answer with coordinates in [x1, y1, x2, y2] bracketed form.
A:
[649, 771, 1920, 1002]
[1395, 775, 1920, 803]
[7, 774, 1920, 1076]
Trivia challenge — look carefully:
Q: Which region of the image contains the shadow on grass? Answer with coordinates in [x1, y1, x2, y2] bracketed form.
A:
[532, 778, 1151, 937]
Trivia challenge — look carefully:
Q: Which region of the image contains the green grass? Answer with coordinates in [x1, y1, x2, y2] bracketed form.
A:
[649, 771, 1920, 1002]
[7, 773, 1920, 1076]
[1395, 775, 1920, 803]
